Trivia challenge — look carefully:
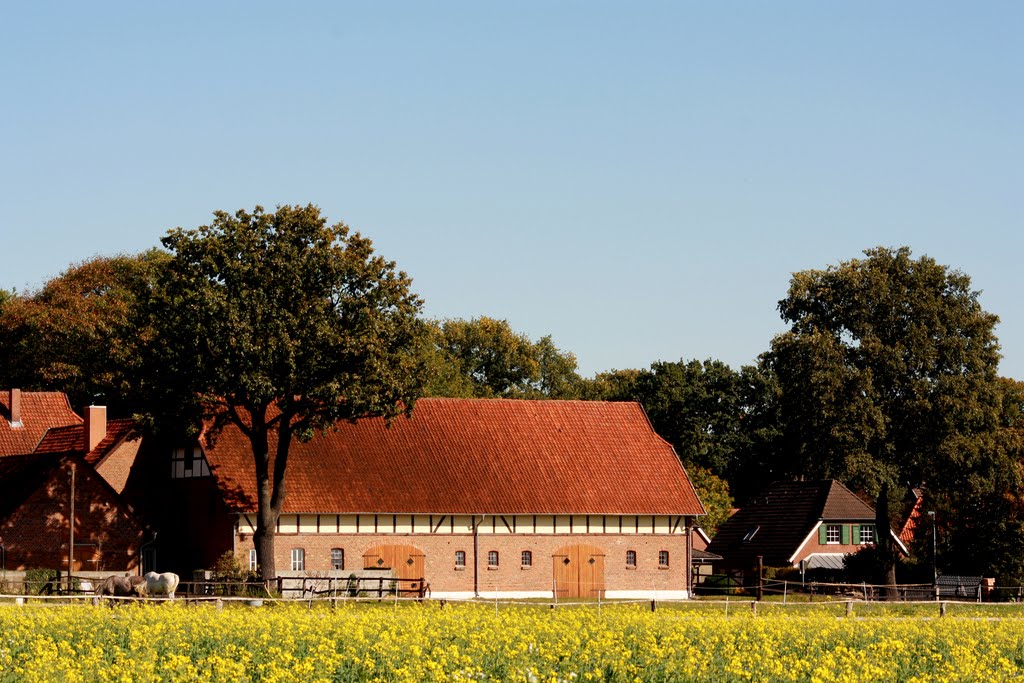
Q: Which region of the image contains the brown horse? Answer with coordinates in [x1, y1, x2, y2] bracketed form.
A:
[96, 574, 146, 601]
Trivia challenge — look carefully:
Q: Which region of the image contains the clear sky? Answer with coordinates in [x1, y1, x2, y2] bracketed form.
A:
[2, 2, 1021, 378]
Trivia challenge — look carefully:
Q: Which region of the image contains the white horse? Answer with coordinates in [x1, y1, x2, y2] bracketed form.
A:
[143, 571, 180, 599]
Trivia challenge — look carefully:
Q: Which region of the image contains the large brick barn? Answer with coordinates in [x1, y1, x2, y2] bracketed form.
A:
[138, 398, 706, 599]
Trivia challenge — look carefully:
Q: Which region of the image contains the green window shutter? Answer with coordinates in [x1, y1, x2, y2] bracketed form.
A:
[818, 525, 827, 544]
[852, 524, 861, 544]
[841, 525, 850, 544]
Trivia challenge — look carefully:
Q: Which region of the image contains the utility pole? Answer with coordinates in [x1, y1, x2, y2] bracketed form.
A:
[68, 463, 76, 592]
[928, 510, 937, 586]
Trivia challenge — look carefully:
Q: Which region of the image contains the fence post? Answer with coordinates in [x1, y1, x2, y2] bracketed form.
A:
[783, 581, 787, 604]
[650, 599, 656, 612]
[756, 556, 763, 601]
[940, 601, 947, 617]
[215, 598, 223, 611]
[846, 600, 853, 617]
[750, 600, 757, 616]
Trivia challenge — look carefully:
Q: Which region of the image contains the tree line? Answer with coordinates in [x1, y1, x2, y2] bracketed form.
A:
[1, 206, 1021, 583]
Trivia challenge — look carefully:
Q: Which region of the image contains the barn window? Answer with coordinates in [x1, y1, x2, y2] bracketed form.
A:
[170, 447, 211, 479]
[626, 550, 637, 568]
[488, 551, 499, 568]
[659, 550, 670, 567]
[331, 548, 344, 570]
[455, 550, 466, 568]
[291, 548, 305, 571]
[521, 550, 532, 568]
[248, 549, 257, 571]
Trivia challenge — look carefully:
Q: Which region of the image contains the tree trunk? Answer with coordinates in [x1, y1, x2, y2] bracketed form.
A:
[876, 482, 897, 599]
[248, 411, 279, 581]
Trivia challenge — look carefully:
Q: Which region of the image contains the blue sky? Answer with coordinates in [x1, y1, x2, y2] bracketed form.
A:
[2, 2, 1021, 377]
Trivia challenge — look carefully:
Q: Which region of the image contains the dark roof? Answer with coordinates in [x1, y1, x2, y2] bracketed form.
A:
[692, 548, 723, 562]
[707, 480, 875, 567]
[35, 419, 136, 465]
[0, 391, 82, 456]
[200, 398, 706, 516]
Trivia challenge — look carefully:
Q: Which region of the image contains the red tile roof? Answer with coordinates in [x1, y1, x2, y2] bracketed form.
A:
[0, 391, 82, 456]
[34, 419, 136, 465]
[201, 398, 705, 516]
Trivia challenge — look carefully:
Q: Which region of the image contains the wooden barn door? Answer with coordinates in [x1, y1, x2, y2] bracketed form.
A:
[363, 544, 426, 596]
[552, 545, 605, 599]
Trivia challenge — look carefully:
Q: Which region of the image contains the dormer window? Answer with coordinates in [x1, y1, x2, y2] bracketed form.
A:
[171, 447, 211, 478]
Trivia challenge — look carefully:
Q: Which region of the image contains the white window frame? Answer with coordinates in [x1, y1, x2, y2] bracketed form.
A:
[455, 550, 466, 568]
[826, 524, 841, 544]
[331, 548, 344, 570]
[859, 525, 875, 544]
[291, 548, 305, 571]
[487, 550, 499, 568]
[249, 548, 257, 571]
[521, 550, 532, 567]
[626, 550, 637, 567]
[658, 550, 670, 567]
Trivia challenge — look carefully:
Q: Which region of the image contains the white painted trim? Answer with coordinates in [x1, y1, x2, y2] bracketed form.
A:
[430, 591, 477, 600]
[476, 591, 553, 599]
[605, 590, 689, 600]
[892, 529, 910, 556]
[788, 521, 822, 565]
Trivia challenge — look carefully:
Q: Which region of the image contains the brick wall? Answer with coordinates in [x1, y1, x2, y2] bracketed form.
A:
[96, 438, 141, 495]
[235, 528, 691, 598]
[0, 460, 144, 572]
[791, 521, 874, 566]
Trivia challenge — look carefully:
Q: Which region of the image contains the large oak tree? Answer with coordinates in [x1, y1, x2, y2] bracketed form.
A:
[148, 205, 427, 579]
[764, 246, 1024, 580]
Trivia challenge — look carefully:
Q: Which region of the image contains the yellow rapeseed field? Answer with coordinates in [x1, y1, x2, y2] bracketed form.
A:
[1, 601, 1023, 682]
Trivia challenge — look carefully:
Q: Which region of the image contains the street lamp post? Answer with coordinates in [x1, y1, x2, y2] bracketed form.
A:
[927, 510, 937, 587]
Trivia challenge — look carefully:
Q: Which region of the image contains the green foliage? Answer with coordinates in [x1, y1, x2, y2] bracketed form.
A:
[423, 317, 582, 399]
[765, 246, 1024, 580]
[686, 465, 733, 534]
[0, 250, 168, 415]
[146, 205, 427, 578]
[587, 358, 780, 504]
[22, 568, 60, 595]
[765, 246, 1005, 496]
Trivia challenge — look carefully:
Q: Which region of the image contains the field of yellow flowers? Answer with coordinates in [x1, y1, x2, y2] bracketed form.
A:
[1, 601, 1023, 682]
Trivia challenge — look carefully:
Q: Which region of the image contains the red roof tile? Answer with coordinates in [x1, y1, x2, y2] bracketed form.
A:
[0, 391, 82, 456]
[201, 398, 705, 516]
[34, 419, 136, 465]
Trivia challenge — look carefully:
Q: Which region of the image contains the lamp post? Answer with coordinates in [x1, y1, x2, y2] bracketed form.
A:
[927, 510, 937, 586]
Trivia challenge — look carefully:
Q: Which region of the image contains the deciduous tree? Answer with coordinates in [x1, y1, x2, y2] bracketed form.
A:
[0, 251, 168, 415]
[147, 205, 427, 579]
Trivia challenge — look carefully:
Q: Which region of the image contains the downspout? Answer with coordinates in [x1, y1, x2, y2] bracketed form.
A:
[137, 532, 158, 575]
[685, 516, 693, 597]
[473, 515, 486, 598]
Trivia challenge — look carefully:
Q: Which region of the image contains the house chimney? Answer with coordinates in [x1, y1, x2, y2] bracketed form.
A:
[8, 389, 21, 427]
[84, 405, 107, 452]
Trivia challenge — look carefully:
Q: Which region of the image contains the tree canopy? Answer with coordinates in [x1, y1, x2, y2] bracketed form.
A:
[0, 251, 168, 415]
[422, 317, 582, 399]
[764, 246, 1024, 580]
[147, 205, 427, 579]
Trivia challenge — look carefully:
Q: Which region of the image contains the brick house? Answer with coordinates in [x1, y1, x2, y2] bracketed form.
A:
[707, 480, 908, 578]
[0, 389, 82, 456]
[34, 405, 142, 495]
[0, 390, 148, 573]
[135, 398, 706, 599]
[0, 452, 145, 572]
